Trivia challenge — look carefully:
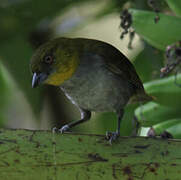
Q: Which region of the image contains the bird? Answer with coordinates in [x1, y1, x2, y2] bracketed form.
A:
[30, 37, 151, 143]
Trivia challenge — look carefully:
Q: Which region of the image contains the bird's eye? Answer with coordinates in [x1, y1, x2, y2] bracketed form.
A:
[44, 55, 53, 64]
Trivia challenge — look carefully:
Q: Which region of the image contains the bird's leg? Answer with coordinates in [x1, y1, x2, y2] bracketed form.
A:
[106, 109, 124, 144]
[59, 109, 91, 133]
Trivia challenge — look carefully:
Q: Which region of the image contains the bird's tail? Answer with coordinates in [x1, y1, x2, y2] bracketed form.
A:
[128, 91, 154, 104]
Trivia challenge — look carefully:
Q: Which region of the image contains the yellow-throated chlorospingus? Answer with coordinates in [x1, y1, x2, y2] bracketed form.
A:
[30, 37, 152, 143]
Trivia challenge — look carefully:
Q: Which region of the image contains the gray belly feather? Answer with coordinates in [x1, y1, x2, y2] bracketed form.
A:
[60, 54, 132, 112]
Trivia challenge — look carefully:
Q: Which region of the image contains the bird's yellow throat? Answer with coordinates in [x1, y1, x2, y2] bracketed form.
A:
[45, 56, 79, 86]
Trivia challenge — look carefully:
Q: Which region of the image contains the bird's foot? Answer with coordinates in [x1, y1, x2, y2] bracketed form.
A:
[58, 124, 70, 134]
[160, 131, 173, 139]
[106, 131, 120, 144]
[52, 125, 70, 134]
[147, 128, 173, 139]
[52, 127, 58, 133]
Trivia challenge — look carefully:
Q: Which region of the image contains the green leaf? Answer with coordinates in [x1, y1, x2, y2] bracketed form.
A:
[144, 73, 181, 108]
[0, 0, 99, 42]
[153, 118, 181, 138]
[93, 104, 138, 136]
[0, 36, 43, 117]
[1, 129, 181, 179]
[130, 9, 181, 50]
[166, 0, 181, 16]
[119, 104, 138, 136]
[0, 63, 9, 126]
[135, 102, 181, 127]
[133, 43, 164, 83]
[0, 0, 100, 119]
[0, 64, 7, 104]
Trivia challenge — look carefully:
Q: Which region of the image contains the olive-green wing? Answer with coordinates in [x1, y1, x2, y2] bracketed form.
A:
[102, 46, 154, 103]
[95, 40, 144, 93]
[76, 38, 152, 102]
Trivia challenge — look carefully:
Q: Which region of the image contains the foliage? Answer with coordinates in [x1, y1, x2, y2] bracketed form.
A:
[0, 129, 181, 179]
[0, 0, 181, 138]
[128, 0, 181, 137]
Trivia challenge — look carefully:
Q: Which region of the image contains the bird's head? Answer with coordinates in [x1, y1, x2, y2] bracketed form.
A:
[30, 38, 80, 88]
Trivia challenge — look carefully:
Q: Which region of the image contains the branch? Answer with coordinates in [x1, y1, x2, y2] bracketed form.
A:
[0, 129, 181, 179]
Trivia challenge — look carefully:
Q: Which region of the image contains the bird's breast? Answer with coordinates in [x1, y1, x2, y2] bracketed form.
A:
[60, 53, 132, 112]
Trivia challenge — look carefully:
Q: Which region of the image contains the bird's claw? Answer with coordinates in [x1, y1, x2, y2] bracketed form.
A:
[59, 125, 70, 133]
[52, 127, 58, 133]
[106, 131, 119, 144]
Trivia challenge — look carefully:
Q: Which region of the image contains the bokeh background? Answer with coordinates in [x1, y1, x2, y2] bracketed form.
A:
[1, 0, 181, 137]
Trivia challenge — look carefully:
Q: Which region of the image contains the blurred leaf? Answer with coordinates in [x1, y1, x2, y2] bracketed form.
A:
[135, 102, 181, 127]
[0, 0, 100, 119]
[153, 118, 181, 138]
[144, 73, 181, 108]
[130, 9, 181, 50]
[0, 63, 9, 126]
[95, 0, 128, 19]
[0, 64, 7, 104]
[0, 36, 43, 117]
[1, 129, 181, 179]
[0, 0, 98, 42]
[93, 112, 117, 134]
[94, 104, 138, 136]
[133, 43, 164, 83]
[119, 104, 138, 136]
[166, 0, 181, 16]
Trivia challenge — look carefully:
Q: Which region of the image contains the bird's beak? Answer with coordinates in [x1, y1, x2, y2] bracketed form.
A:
[32, 72, 48, 88]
